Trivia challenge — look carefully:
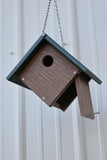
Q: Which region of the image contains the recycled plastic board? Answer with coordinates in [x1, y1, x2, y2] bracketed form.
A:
[75, 73, 94, 119]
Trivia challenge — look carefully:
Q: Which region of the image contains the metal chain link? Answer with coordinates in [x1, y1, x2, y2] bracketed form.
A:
[42, 0, 52, 34]
[42, 0, 64, 48]
[54, 0, 64, 48]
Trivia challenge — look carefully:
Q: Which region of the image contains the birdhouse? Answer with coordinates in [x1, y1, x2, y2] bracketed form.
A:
[7, 34, 102, 119]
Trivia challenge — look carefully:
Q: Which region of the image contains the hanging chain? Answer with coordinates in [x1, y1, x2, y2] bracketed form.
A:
[42, 0, 64, 48]
[42, 0, 52, 34]
[54, 0, 64, 48]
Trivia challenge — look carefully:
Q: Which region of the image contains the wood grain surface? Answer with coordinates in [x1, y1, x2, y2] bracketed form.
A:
[18, 42, 80, 107]
[75, 73, 94, 119]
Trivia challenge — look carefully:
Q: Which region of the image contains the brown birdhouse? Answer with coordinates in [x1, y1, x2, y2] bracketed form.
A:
[7, 34, 102, 119]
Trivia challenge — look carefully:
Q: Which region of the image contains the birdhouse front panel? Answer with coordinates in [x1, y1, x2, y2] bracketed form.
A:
[18, 41, 80, 107]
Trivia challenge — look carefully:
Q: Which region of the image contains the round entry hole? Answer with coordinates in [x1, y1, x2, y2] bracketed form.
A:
[42, 55, 53, 67]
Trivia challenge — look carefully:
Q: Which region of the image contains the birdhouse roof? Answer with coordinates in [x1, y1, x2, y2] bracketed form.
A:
[6, 33, 102, 88]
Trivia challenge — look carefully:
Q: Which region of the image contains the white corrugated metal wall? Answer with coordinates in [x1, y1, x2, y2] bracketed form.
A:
[0, 0, 107, 160]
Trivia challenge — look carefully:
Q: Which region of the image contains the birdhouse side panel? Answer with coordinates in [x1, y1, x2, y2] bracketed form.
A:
[75, 73, 94, 119]
[18, 42, 80, 106]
